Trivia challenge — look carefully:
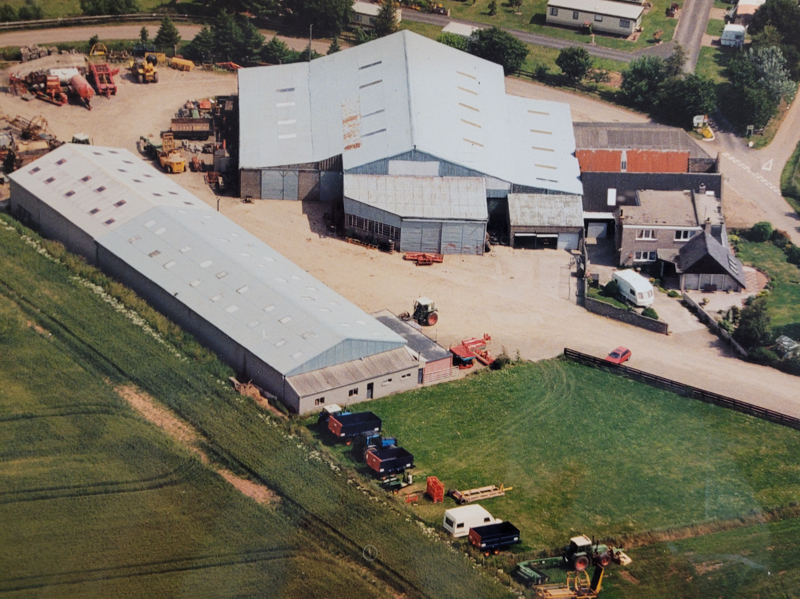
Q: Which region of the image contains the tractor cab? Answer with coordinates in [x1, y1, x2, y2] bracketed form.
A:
[413, 297, 438, 326]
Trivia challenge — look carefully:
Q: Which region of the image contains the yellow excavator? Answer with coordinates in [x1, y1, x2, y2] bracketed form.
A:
[129, 54, 158, 83]
[139, 133, 185, 173]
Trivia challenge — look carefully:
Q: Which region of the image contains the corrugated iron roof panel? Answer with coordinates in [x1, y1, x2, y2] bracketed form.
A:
[508, 194, 584, 228]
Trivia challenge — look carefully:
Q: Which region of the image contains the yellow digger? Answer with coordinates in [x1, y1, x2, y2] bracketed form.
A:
[158, 133, 185, 173]
[129, 55, 158, 83]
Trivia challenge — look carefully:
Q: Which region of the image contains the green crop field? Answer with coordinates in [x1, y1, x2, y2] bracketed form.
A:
[309, 360, 800, 596]
[0, 215, 511, 598]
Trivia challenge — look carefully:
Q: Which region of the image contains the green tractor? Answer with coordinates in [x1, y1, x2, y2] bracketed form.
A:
[400, 297, 439, 326]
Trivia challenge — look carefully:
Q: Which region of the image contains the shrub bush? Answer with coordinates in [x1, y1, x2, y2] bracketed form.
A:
[642, 307, 659, 320]
[786, 245, 800, 266]
[771, 229, 791, 249]
[749, 221, 774, 242]
[667, 290, 682, 298]
[603, 279, 619, 297]
[750, 346, 779, 365]
[490, 348, 511, 370]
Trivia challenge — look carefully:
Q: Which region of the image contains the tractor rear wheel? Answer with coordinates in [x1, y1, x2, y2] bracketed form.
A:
[574, 555, 590, 571]
[597, 552, 612, 567]
[153, 72, 159, 83]
[426, 312, 438, 326]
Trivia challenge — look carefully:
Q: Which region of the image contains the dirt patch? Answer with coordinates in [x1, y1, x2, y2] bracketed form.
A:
[25, 320, 51, 337]
[230, 378, 287, 419]
[694, 561, 724, 575]
[116, 384, 277, 505]
[619, 571, 640, 584]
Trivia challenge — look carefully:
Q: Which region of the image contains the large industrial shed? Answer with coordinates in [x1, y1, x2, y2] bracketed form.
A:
[237, 30, 582, 253]
[9, 144, 425, 414]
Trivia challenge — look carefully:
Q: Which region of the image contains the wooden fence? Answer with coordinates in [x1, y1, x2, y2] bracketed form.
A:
[563, 347, 800, 431]
[0, 13, 193, 32]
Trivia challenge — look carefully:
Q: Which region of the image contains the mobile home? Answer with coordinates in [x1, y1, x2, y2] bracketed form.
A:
[612, 269, 654, 307]
[442, 505, 499, 538]
[720, 24, 745, 47]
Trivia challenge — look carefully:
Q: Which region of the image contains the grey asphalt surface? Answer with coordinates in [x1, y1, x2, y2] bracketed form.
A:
[672, 0, 715, 71]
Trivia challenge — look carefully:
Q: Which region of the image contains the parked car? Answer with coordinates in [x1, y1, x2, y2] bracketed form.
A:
[605, 347, 631, 365]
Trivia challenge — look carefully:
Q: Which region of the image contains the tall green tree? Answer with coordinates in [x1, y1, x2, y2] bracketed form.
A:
[327, 36, 341, 54]
[373, 0, 398, 37]
[184, 26, 215, 63]
[283, 0, 354, 37]
[80, 0, 139, 16]
[555, 46, 592, 83]
[154, 15, 181, 51]
[488, 0, 497, 16]
[620, 55, 667, 108]
[260, 36, 292, 63]
[0, 4, 16, 22]
[656, 74, 717, 126]
[664, 43, 687, 77]
[749, 45, 797, 103]
[468, 27, 528, 74]
[139, 25, 149, 45]
[734, 297, 772, 348]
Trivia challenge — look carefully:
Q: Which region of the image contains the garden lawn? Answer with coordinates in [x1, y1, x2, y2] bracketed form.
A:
[316, 360, 800, 553]
[694, 45, 735, 83]
[736, 241, 800, 340]
[0, 0, 166, 18]
[781, 140, 800, 214]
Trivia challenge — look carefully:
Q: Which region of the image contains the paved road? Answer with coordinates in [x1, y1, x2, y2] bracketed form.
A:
[0, 23, 334, 54]
[672, 0, 714, 72]
[704, 92, 800, 242]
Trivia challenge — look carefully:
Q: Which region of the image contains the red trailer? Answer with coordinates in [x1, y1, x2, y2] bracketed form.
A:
[88, 63, 118, 97]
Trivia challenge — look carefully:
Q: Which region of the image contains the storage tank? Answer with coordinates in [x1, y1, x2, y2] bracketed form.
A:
[69, 74, 95, 101]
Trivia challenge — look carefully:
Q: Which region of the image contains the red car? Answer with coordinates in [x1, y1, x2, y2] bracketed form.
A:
[605, 346, 631, 365]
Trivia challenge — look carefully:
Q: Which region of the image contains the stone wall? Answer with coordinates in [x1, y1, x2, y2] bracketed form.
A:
[585, 296, 669, 335]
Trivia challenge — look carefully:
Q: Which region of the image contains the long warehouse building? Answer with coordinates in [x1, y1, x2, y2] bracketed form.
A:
[9, 143, 424, 414]
[238, 30, 582, 255]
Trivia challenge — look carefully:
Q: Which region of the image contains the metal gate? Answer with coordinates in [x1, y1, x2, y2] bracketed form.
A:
[441, 224, 463, 254]
[261, 170, 300, 200]
[400, 223, 423, 252]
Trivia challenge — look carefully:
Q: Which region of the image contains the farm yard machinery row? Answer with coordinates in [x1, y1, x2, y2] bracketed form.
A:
[9, 63, 120, 110]
[318, 405, 415, 479]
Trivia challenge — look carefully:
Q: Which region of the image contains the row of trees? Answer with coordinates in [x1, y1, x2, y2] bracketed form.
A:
[437, 27, 529, 74]
[0, 0, 43, 22]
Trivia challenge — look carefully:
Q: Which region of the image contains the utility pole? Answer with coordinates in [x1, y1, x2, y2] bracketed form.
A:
[309, 24, 313, 61]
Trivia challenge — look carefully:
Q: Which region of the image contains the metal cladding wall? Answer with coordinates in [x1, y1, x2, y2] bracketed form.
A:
[344, 197, 402, 229]
[10, 182, 97, 263]
[400, 220, 485, 255]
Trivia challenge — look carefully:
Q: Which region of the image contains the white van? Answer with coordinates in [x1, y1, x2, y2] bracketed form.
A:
[443, 505, 499, 538]
[612, 270, 654, 307]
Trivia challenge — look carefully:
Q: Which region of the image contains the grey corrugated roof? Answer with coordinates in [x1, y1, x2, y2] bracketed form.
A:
[372, 310, 452, 362]
[344, 175, 487, 220]
[580, 172, 722, 213]
[286, 346, 419, 397]
[679, 232, 746, 287]
[573, 123, 710, 158]
[8, 143, 209, 238]
[238, 30, 582, 195]
[508, 194, 584, 227]
[547, 0, 644, 18]
[15, 145, 407, 377]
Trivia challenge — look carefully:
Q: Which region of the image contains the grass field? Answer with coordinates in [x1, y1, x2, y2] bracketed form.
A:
[0, 215, 511, 598]
[736, 241, 800, 340]
[0, 0, 166, 18]
[308, 360, 800, 596]
[781, 140, 800, 215]
[309, 360, 800, 546]
[434, 0, 679, 50]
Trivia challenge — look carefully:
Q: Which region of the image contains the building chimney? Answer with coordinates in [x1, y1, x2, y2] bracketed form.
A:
[699, 183, 706, 194]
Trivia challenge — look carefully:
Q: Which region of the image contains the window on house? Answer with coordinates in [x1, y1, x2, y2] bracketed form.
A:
[348, 388, 359, 397]
[550, 7, 558, 16]
[573, 10, 579, 19]
[595, 14, 603, 21]
[634, 251, 657, 262]
[620, 150, 628, 172]
[354, 13, 361, 21]
[314, 397, 326, 406]
[675, 230, 694, 241]
[636, 229, 656, 240]
[620, 19, 631, 28]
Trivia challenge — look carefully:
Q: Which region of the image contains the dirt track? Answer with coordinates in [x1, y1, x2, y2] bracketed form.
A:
[3, 56, 799, 419]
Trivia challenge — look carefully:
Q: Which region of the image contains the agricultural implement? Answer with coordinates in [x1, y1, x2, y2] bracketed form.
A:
[447, 483, 511, 505]
[366, 446, 414, 477]
[532, 567, 605, 598]
[404, 252, 443, 266]
[469, 521, 521, 555]
[450, 334, 494, 367]
[426, 476, 445, 503]
[352, 432, 396, 461]
[515, 535, 631, 587]
[87, 62, 119, 97]
[399, 297, 438, 326]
